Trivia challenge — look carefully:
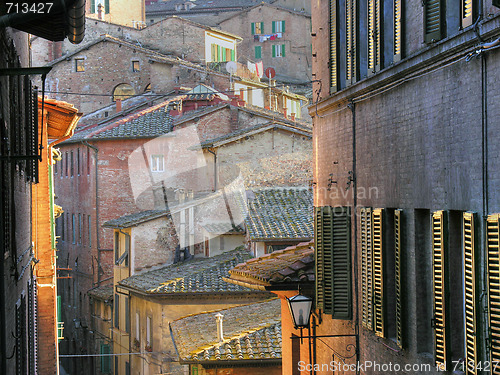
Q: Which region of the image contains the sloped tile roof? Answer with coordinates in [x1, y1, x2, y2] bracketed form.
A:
[202, 223, 245, 234]
[66, 97, 183, 143]
[171, 299, 281, 363]
[226, 241, 315, 288]
[88, 284, 114, 301]
[243, 188, 313, 241]
[118, 248, 257, 294]
[102, 210, 168, 228]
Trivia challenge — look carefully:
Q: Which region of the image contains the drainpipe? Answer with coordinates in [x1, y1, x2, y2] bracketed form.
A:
[207, 148, 217, 191]
[348, 100, 360, 374]
[82, 141, 101, 286]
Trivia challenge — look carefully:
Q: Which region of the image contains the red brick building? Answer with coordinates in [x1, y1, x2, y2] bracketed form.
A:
[309, 1, 500, 374]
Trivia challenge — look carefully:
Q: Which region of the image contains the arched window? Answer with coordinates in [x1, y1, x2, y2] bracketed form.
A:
[112, 83, 136, 102]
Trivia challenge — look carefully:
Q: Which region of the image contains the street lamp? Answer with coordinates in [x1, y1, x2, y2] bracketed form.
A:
[286, 294, 313, 329]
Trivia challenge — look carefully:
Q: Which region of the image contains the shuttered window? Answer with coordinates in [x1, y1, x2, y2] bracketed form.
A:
[272, 21, 285, 33]
[315, 206, 352, 319]
[393, 0, 403, 62]
[360, 207, 374, 330]
[114, 294, 119, 329]
[487, 213, 500, 370]
[432, 210, 449, 371]
[463, 212, 480, 374]
[100, 343, 111, 373]
[372, 208, 385, 337]
[367, 0, 382, 75]
[104, 0, 110, 14]
[255, 46, 261, 59]
[395, 209, 404, 348]
[424, 0, 444, 43]
[346, 0, 358, 85]
[330, 0, 339, 92]
[461, 0, 475, 28]
[251, 22, 264, 35]
[90, 0, 95, 13]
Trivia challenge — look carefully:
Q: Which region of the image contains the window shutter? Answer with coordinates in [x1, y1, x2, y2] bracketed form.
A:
[487, 214, 500, 370]
[114, 294, 119, 329]
[222, 48, 226, 61]
[101, 344, 111, 373]
[346, 0, 358, 85]
[91, 0, 95, 13]
[105, 0, 110, 13]
[330, 0, 339, 92]
[424, 0, 444, 43]
[315, 206, 352, 318]
[315, 206, 332, 311]
[231, 49, 235, 61]
[372, 208, 385, 337]
[360, 207, 374, 330]
[461, 0, 474, 28]
[395, 209, 404, 348]
[251, 22, 255, 35]
[272, 45, 276, 57]
[282, 44, 286, 57]
[432, 210, 449, 371]
[393, 0, 404, 62]
[368, 0, 382, 75]
[261, 22, 264, 33]
[125, 297, 130, 334]
[464, 212, 480, 375]
[282, 20, 285, 32]
[255, 46, 261, 59]
[272, 21, 276, 33]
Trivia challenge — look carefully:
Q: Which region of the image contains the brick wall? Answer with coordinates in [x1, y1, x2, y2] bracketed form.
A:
[219, 4, 311, 82]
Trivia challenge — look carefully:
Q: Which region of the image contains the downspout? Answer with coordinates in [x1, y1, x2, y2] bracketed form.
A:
[0, 163, 5, 375]
[207, 148, 217, 191]
[82, 141, 101, 286]
[348, 100, 360, 374]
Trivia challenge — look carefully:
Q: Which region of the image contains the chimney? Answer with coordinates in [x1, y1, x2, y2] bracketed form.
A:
[215, 313, 224, 342]
[115, 98, 122, 112]
[97, 3, 103, 20]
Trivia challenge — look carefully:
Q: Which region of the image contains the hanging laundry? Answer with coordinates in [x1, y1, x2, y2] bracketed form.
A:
[270, 35, 276, 41]
[256, 61, 264, 78]
[254, 35, 259, 41]
[247, 61, 256, 73]
[276, 32, 282, 38]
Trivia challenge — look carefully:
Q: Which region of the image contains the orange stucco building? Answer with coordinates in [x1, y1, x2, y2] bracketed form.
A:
[32, 98, 81, 374]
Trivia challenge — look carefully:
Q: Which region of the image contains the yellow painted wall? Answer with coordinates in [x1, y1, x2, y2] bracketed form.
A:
[87, 0, 145, 28]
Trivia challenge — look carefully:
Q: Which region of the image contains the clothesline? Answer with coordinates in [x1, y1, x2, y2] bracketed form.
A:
[254, 33, 283, 42]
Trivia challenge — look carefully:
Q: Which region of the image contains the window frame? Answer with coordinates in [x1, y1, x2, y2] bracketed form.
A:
[150, 154, 164, 173]
[132, 60, 140, 72]
[75, 58, 85, 72]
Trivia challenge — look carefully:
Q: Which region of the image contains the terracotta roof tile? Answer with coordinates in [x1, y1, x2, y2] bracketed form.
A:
[242, 188, 313, 241]
[227, 241, 314, 287]
[119, 248, 259, 294]
[88, 284, 114, 301]
[170, 299, 281, 363]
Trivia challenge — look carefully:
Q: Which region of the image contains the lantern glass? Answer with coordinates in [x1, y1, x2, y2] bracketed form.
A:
[287, 294, 313, 328]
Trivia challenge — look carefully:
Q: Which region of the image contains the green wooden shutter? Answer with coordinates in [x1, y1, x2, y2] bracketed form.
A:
[464, 212, 480, 375]
[251, 22, 255, 35]
[255, 46, 261, 59]
[330, 0, 339, 92]
[281, 44, 286, 57]
[125, 297, 130, 333]
[395, 209, 404, 348]
[100, 344, 111, 373]
[272, 45, 276, 57]
[432, 210, 449, 371]
[261, 22, 264, 33]
[114, 294, 119, 329]
[360, 207, 374, 330]
[393, 0, 403, 62]
[368, 0, 382, 75]
[424, 0, 444, 43]
[487, 214, 500, 371]
[231, 49, 235, 61]
[315, 206, 332, 311]
[372, 208, 384, 337]
[315, 206, 352, 318]
[346, 0, 358, 85]
[272, 21, 276, 33]
[105, 0, 110, 14]
[222, 48, 226, 62]
[282, 21, 285, 32]
[91, 0, 95, 13]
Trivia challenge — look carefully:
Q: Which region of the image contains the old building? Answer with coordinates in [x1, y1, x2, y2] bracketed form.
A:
[309, 1, 500, 374]
[218, 3, 312, 83]
[116, 248, 272, 374]
[170, 299, 282, 375]
[225, 241, 314, 375]
[86, 0, 146, 28]
[0, 1, 85, 374]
